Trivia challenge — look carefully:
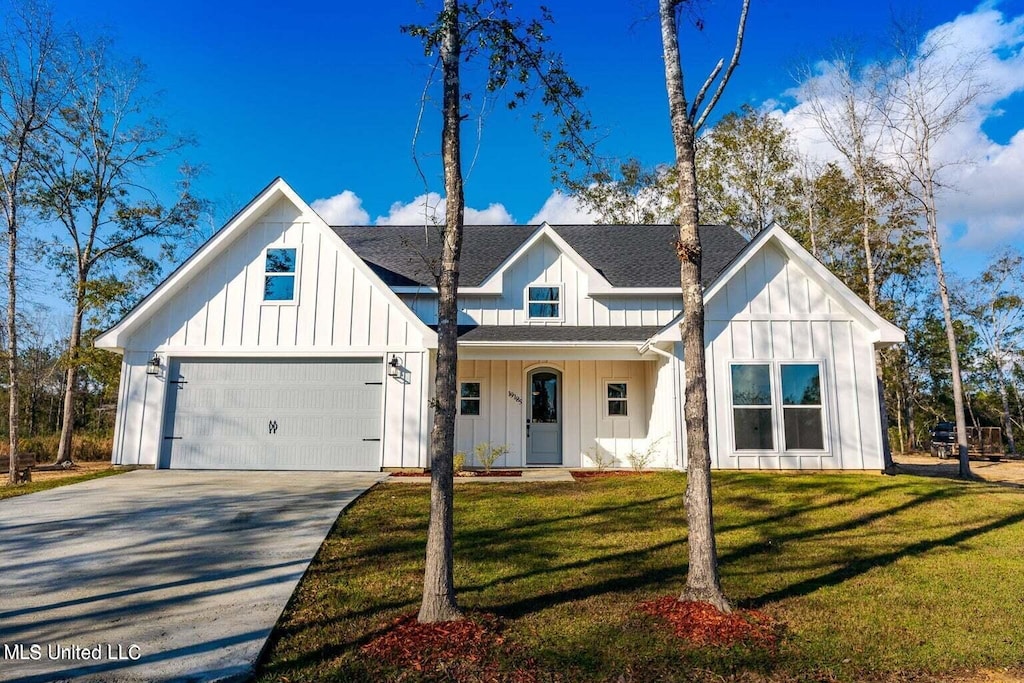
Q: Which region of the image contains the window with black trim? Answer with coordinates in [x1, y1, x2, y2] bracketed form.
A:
[606, 381, 628, 416]
[526, 285, 561, 319]
[460, 382, 482, 416]
[264, 247, 297, 302]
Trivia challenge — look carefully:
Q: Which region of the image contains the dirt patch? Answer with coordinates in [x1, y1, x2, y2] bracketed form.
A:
[639, 596, 781, 650]
[21, 461, 115, 483]
[361, 612, 539, 680]
[893, 453, 1024, 487]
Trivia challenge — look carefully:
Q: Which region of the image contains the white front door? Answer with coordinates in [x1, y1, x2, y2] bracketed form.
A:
[526, 369, 562, 465]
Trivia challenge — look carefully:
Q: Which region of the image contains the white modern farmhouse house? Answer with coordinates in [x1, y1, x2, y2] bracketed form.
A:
[96, 178, 904, 472]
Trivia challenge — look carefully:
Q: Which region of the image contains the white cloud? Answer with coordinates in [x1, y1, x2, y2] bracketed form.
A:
[375, 192, 515, 225]
[776, 3, 1024, 253]
[528, 190, 598, 224]
[310, 190, 370, 225]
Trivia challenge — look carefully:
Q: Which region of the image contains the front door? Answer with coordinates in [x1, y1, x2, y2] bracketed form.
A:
[527, 369, 562, 465]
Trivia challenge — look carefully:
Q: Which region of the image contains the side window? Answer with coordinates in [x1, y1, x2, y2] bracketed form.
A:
[460, 382, 482, 416]
[526, 285, 561, 320]
[731, 364, 773, 450]
[606, 381, 628, 417]
[781, 364, 824, 450]
[264, 247, 298, 302]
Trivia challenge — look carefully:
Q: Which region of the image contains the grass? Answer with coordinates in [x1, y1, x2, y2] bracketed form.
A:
[0, 464, 126, 500]
[257, 472, 1024, 682]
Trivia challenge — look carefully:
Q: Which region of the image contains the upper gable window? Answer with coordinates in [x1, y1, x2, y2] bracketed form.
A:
[264, 247, 298, 302]
[526, 285, 561, 320]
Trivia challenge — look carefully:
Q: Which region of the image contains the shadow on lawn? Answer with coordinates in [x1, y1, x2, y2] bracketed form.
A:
[740, 488, 1024, 608]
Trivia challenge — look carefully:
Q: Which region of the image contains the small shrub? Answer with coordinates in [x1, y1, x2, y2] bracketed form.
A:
[626, 436, 667, 472]
[453, 451, 466, 473]
[586, 445, 616, 471]
[473, 442, 509, 473]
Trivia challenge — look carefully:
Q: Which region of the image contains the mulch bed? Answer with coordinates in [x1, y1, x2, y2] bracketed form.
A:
[572, 470, 647, 480]
[639, 596, 781, 650]
[361, 612, 541, 681]
[388, 470, 524, 478]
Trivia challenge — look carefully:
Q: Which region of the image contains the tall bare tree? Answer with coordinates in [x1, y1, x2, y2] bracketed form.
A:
[956, 249, 1024, 455]
[404, 0, 591, 623]
[882, 24, 985, 477]
[32, 38, 203, 467]
[0, 0, 65, 483]
[658, 0, 749, 613]
[798, 50, 900, 472]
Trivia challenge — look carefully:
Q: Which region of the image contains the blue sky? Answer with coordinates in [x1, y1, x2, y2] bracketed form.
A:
[51, 0, 1024, 273]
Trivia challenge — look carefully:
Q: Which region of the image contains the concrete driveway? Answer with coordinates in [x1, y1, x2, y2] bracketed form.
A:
[0, 469, 385, 682]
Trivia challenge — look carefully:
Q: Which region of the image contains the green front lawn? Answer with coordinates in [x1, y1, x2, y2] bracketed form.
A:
[258, 473, 1024, 681]
[0, 466, 126, 500]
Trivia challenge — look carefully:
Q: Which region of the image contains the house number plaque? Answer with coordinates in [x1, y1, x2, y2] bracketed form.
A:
[508, 390, 523, 405]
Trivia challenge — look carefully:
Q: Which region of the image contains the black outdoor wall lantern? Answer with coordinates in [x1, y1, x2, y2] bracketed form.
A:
[146, 355, 161, 376]
[388, 354, 402, 379]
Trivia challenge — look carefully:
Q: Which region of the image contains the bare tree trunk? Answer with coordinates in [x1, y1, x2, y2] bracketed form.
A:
[7, 201, 19, 484]
[925, 210, 970, 476]
[418, 0, 463, 624]
[994, 362, 1015, 455]
[54, 293, 84, 466]
[660, 0, 734, 613]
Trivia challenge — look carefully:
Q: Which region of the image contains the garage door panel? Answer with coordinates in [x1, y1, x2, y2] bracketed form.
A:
[161, 358, 383, 471]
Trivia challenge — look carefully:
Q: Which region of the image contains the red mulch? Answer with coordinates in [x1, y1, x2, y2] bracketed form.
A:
[571, 470, 647, 480]
[361, 612, 541, 681]
[639, 596, 781, 650]
[388, 470, 524, 478]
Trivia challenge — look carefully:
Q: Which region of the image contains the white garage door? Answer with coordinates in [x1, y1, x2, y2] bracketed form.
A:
[159, 358, 383, 471]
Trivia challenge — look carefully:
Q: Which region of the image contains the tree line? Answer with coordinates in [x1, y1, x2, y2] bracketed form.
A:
[573, 33, 1018, 473]
[1, 0, 204, 482]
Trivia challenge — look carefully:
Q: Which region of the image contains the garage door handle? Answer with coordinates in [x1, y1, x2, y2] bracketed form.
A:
[363, 438, 381, 442]
[164, 436, 182, 440]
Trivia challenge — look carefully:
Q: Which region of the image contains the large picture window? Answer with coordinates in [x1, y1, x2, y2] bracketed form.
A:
[526, 285, 561, 320]
[730, 362, 826, 452]
[264, 247, 298, 302]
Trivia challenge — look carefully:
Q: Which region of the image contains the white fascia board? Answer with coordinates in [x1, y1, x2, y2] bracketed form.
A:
[391, 285, 682, 296]
[95, 177, 295, 351]
[473, 223, 613, 295]
[458, 340, 645, 348]
[151, 346, 426, 357]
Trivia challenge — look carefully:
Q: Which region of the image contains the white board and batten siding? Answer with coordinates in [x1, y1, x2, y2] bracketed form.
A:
[703, 241, 884, 470]
[110, 196, 430, 470]
[401, 235, 682, 328]
[454, 359, 672, 469]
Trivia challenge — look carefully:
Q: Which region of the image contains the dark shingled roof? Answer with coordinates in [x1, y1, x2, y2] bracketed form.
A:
[331, 224, 747, 289]
[440, 325, 665, 343]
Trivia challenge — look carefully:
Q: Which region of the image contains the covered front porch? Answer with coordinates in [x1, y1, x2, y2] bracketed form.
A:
[453, 334, 679, 469]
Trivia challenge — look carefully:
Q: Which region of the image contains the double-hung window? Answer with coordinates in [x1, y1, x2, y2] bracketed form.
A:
[526, 285, 561, 320]
[730, 362, 825, 452]
[263, 247, 298, 302]
[731, 364, 774, 450]
[606, 381, 628, 417]
[460, 381, 482, 416]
